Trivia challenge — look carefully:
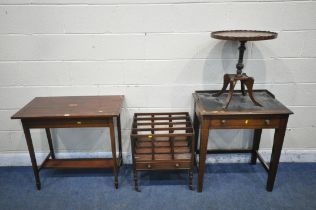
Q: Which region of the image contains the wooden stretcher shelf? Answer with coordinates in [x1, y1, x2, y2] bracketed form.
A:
[41, 158, 115, 169]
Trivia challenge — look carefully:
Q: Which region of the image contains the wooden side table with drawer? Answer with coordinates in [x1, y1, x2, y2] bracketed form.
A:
[193, 90, 293, 192]
[130, 112, 195, 191]
[11, 95, 124, 190]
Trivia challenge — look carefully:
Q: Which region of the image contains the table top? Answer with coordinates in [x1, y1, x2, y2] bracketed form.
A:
[211, 30, 278, 41]
[11, 95, 124, 119]
[193, 90, 292, 116]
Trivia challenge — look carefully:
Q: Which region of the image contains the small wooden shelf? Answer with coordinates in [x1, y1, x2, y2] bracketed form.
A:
[131, 112, 195, 191]
[41, 158, 114, 169]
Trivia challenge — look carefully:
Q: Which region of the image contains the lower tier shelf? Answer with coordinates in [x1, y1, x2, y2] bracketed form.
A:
[40, 158, 115, 169]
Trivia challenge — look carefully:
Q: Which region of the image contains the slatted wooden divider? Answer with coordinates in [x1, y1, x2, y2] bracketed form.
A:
[131, 112, 195, 191]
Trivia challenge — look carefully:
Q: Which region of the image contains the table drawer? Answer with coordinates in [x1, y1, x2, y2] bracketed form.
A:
[136, 161, 191, 170]
[24, 118, 112, 128]
[210, 118, 280, 129]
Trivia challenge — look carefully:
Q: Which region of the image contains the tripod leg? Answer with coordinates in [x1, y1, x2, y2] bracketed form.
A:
[244, 77, 262, 106]
[213, 74, 230, 97]
[223, 79, 237, 109]
[241, 80, 246, 96]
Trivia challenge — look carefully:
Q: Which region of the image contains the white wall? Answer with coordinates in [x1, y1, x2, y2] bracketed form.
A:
[0, 0, 316, 164]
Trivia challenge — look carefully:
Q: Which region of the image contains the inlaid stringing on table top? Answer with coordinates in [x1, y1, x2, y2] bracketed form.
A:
[11, 95, 124, 119]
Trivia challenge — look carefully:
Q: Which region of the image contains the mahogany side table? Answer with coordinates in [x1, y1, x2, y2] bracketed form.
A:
[193, 90, 293, 192]
[211, 30, 278, 109]
[11, 95, 124, 190]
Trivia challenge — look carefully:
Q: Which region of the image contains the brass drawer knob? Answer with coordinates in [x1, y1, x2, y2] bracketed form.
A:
[265, 120, 270, 125]
[147, 164, 152, 169]
[77, 121, 82, 125]
[175, 163, 180, 167]
[245, 120, 249, 124]
[221, 120, 226, 124]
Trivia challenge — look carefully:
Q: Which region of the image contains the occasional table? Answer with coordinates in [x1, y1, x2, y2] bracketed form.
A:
[211, 30, 278, 109]
[193, 90, 293, 192]
[11, 95, 124, 190]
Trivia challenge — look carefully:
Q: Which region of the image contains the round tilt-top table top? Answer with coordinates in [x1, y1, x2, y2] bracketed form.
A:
[211, 30, 278, 41]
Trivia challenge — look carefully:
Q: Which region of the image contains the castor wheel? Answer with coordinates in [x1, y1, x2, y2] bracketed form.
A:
[36, 182, 41, 190]
[114, 181, 118, 189]
[135, 185, 141, 192]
